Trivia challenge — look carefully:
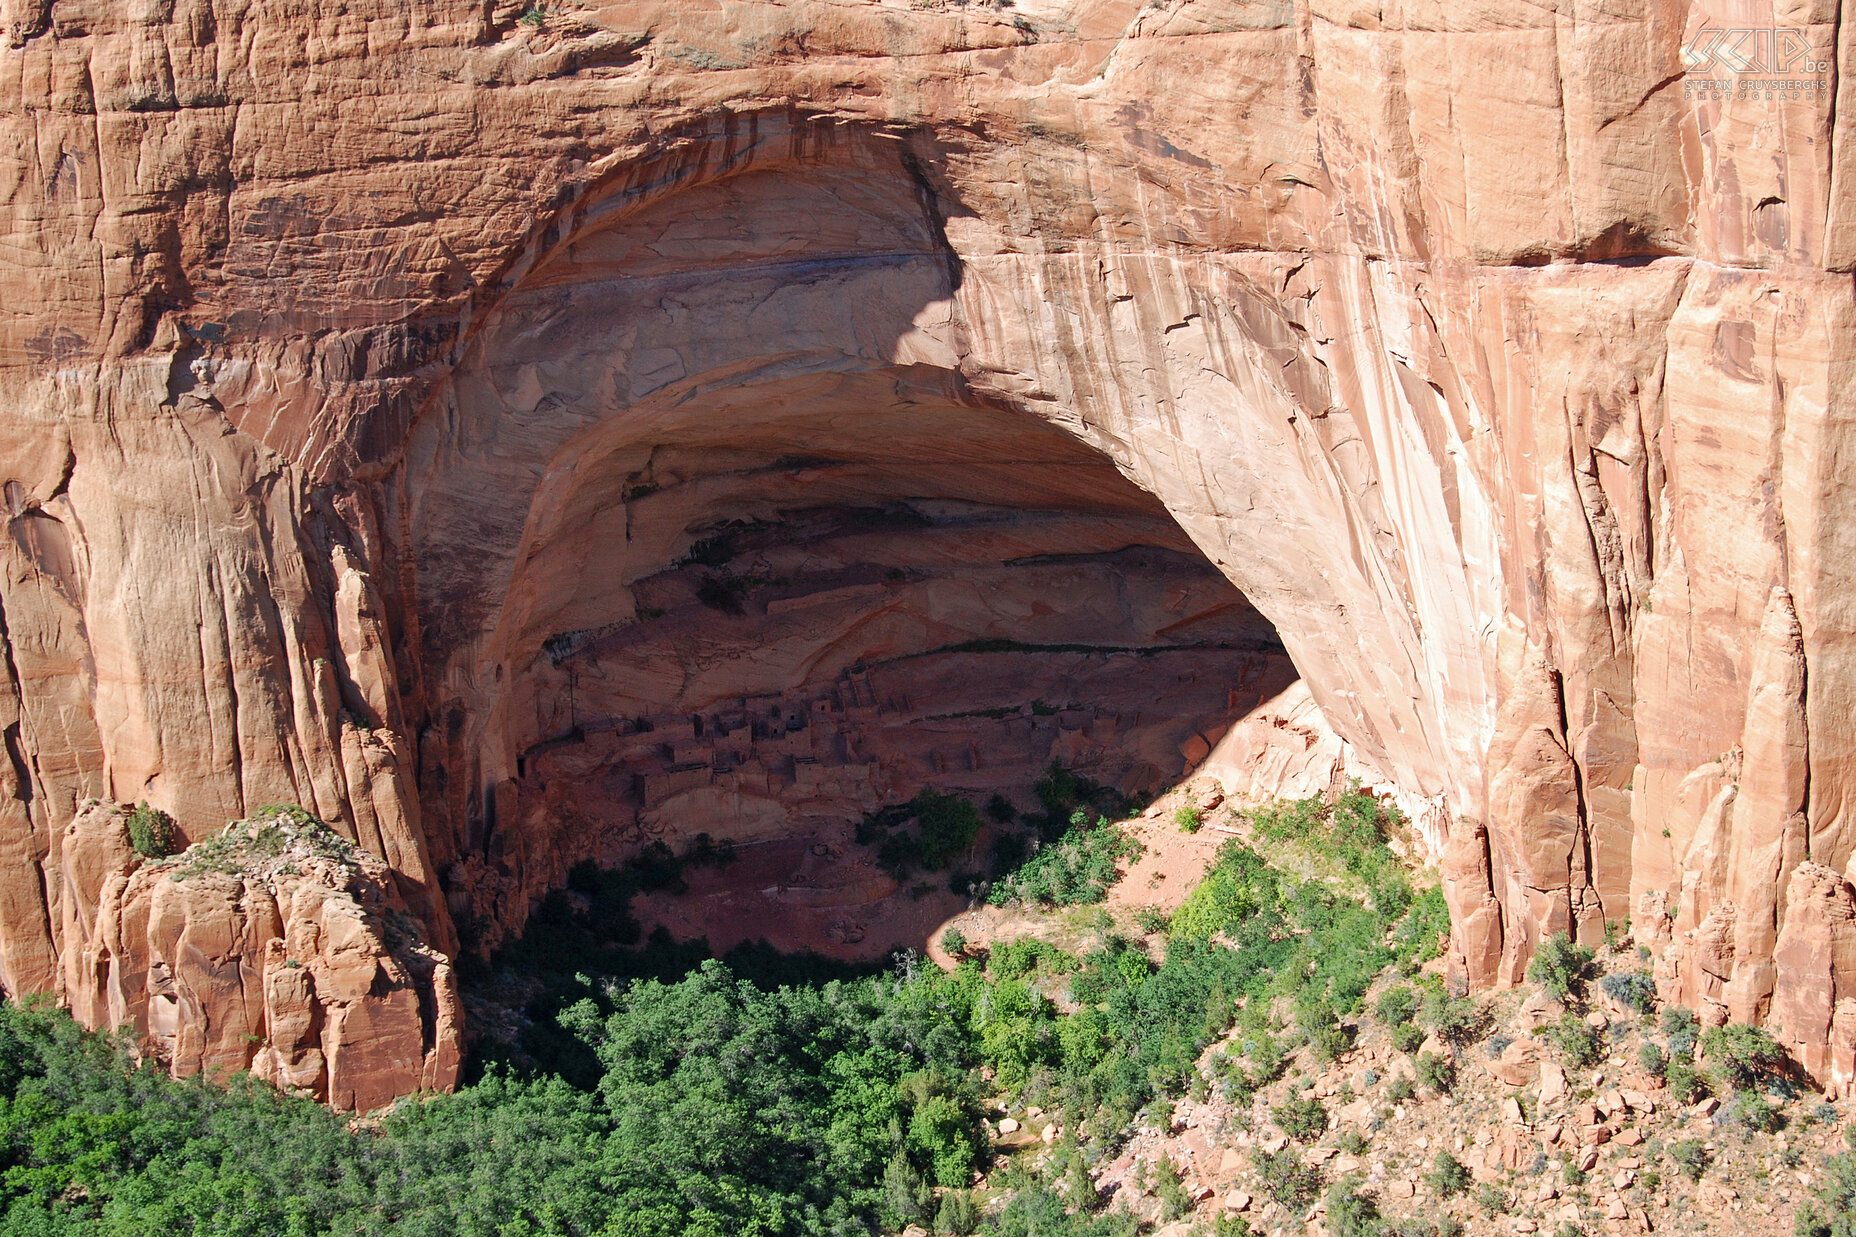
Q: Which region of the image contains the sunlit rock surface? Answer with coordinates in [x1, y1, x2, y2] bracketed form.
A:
[1, 0, 1854, 1097]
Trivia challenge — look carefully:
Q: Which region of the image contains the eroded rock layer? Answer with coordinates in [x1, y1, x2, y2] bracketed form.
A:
[2, 0, 1856, 1098]
[58, 803, 460, 1110]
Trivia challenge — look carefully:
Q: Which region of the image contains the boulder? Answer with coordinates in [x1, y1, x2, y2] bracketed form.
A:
[1488, 1039, 1547, 1087]
[1539, 1062, 1569, 1106]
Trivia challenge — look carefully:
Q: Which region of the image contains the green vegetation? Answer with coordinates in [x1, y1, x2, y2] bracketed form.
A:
[155, 805, 360, 881]
[1427, 1150, 1470, 1197]
[1661, 1006, 1700, 1059]
[1794, 1129, 1856, 1237]
[1390, 887, 1452, 970]
[1254, 1147, 1324, 1208]
[1416, 982, 1489, 1047]
[1171, 788, 1433, 1024]
[1637, 1041, 1668, 1079]
[1174, 805, 1203, 834]
[1526, 933, 1597, 1002]
[1325, 1178, 1383, 1237]
[124, 802, 177, 860]
[986, 811, 1142, 907]
[868, 789, 984, 875]
[1670, 1137, 1711, 1181]
[0, 788, 1455, 1235]
[1373, 986, 1418, 1029]
[1151, 1154, 1191, 1222]
[1133, 907, 1170, 935]
[1729, 1090, 1783, 1133]
[1701, 1022, 1786, 1091]
[1599, 970, 1658, 1015]
[1545, 1012, 1601, 1068]
[1415, 1050, 1454, 1095]
[1271, 1095, 1327, 1141]
[1663, 1058, 1710, 1105]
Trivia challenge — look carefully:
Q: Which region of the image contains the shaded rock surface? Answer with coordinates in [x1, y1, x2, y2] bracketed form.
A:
[0, 0, 1854, 1097]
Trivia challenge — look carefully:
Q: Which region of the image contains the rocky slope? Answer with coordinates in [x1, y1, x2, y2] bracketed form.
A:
[1062, 940, 1856, 1237]
[954, 782, 1853, 1237]
[0, 0, 1854, 1100]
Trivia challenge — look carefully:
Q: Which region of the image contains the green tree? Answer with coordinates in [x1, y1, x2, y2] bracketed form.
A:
[1700, 1023, 1786, 1090]
[1527, 933, 1597, 1002]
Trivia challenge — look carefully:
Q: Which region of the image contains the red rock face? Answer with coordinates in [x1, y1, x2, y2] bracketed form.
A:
[1, 1, 1855, 1099]
[58, 804, 460, 1111]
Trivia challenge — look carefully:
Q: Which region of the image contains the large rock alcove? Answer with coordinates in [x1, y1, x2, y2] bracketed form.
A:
[405, 129, 1296, 953]
[4, 0, 1856, 1102]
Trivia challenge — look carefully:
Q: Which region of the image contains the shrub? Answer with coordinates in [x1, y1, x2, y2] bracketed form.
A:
[1254, 1148, 1325, 1208]
[1485, 1032, 1513, 1058]
[1662, 1006, 1700, 1059]
[1273, 1096, 1328, 1142]
[1386, 1073, 1415, 1103]
[1637, 1042, 1668, 1079]
[1134, 906, 1171, 935]
[1416, 1050, 1455, 1095]
[1419, 985, 1490, 1046]
[936, 1189, 979, 1235]
[985, 793, 1018, 824]
[1670, 1138, 1710, 1181]
[1427, 1151, 1470, 1197]
[1792, 1130, 1856, 1237]
[885, 1153, 934, 1227]
[1154, 1154, 1192, 1222]
[1339, 1129, 1369, 1156]
[1547, 1012, 1601, 1068]
[1174, 805, 1204, 834]
[1664, 1060, 1710, 1105]
[1392, 886, 1453, 968]
[1731, 1091, 1783, 1134]
[1308, 1020, 1354, 1064]
[910, 788, 984, 870]
[1560, 1155, 1587, 1186]
[1391, 1023, 1426, 1054]
[1600, 970, 1658, 1014]
[1325, 1178, 1385, 1237]
[988, 810, 1143, 907]
[1527, 933, 1598, 1001]
[987, 936, 1075, 980]
[1238, 1029, 1289, 1087]
[1701, 1022, 1787, 1090]
[1374, 985, 1417, 1027]
[941, 928, 969, 957]
[126, 801, 178, 859]
[1474, 1181, 1508, 1217]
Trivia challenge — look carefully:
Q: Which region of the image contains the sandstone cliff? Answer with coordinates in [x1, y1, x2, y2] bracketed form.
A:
[1, 0, 1854, 1099]
[57, 801, 461, 1110]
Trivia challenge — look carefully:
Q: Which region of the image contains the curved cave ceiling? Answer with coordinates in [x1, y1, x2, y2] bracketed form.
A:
[393, 121, 1297, 952]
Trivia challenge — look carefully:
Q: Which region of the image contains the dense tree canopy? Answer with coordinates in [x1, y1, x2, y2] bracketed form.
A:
[0, 790, 1450, 1236]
